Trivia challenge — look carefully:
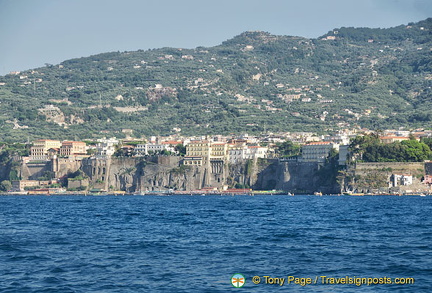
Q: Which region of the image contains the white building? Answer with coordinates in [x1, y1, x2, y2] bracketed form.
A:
[392, 174, 413, 187]
[301, 142, 339, 163]
[323, 134, 350, 145]
[228, 146, 247, 163]
[134, 143, 176, 156]
[246, 146, 268, 160]
[228, 145, 268, 163]
[96, 137, 119, 157]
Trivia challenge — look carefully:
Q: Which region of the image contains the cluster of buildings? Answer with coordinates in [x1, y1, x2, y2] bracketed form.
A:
[27, 138, 120, 162]
[27, 137, 270, 165]
[182, 139, 269, 166]
[27, 128, 432, 166]
[29, 140, 87, 161]
[8, 128, 431, 193]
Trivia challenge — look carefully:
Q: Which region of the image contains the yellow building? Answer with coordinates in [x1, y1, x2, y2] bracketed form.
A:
[379, 136, 411, 144]
[210, 143, 228, 161]
[185, 141, 210, 157]
[183, 141, 208, 165]
[60, 141, 87, 157]
[183, 141, 228, 165]
[12, 180, 51, 191]
[30, 139, 62, 160]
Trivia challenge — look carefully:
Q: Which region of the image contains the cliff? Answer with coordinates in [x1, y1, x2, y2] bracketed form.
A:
[253, 160, 339, 193]
[341, 162, 430, 193]
[81, 156, 207, 192]
[79, 156, 338, 193]
[15, 156, 431, 194]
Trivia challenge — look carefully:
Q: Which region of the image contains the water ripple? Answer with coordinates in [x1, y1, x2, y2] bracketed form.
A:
[0, 195, 430, 292]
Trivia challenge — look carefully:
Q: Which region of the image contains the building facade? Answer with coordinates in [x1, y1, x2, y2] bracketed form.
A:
[59, 141, 87, 157]
[134, 142, 177, 156]
[228, 145, 268, 164]
[300, 142, 339, 163]
[96, 138, 119, 157]
[30, 140, 62, 160]
[391, 174, 413, 186]
[183, 141, 229, 165]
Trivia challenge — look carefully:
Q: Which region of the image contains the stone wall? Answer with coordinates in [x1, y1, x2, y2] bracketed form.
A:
[19, 158, 83, 181]
[345, 162, 429, 193]
[20, 161, 52, 180]
[354, 162, 425, 175]
[67, 178, 89, 190]
[54, 158, 82, 178]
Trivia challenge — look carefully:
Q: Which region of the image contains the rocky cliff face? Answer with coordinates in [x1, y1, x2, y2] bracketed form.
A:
[80, 156, 338, 193]
[253, 160, 339, 193]
[0, 160, 14, 182]
[82, 156, 209, 192]
[11, 156, 430, 194]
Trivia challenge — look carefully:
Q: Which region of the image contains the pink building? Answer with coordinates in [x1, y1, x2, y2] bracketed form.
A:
[424, 175, 432, 185]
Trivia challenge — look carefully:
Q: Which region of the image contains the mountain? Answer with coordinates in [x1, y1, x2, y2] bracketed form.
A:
[0, 18, 431, 141]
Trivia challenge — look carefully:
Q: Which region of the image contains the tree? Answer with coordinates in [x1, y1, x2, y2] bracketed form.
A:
[160, 149, 171, 156]
[401, 140, 431, 162]
[0, 180, 12, 192]
[421, 137, 432, 152]
[175, 143, 186, 156]
[349, 134, 432, 162]
[276, 141, 301, 157]
[348, 133, 380, 161]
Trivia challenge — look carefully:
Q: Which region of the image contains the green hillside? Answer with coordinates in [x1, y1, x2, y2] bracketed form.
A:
[0, 18, 431, 141]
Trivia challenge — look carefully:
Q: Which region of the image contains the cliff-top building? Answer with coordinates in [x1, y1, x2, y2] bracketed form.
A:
[183, 141, 229, 165]
[59, 141, 87, 157]
[96, 137, 119, 157]
[134, 141, 178, 156]
[300, 142, 339, 163]
[30, 139, 62, 160]
[228, 144, 268, 164]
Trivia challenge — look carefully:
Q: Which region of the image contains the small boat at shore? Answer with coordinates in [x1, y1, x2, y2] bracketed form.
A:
[343, 192, 364, 196]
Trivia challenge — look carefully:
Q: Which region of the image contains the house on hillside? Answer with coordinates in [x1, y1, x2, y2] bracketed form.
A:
[391, 174, 413, 187]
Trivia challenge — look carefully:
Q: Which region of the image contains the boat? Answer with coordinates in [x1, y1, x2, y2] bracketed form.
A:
[343, 192, 364, 196]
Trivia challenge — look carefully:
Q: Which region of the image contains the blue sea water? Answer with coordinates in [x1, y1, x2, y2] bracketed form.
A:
[0, 195, 431, 292]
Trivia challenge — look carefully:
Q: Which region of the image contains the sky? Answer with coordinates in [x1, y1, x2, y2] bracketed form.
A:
[0, 0, 431, 76]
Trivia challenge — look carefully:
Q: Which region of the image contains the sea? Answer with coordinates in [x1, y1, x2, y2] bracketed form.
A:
[0, 195, 431, 292]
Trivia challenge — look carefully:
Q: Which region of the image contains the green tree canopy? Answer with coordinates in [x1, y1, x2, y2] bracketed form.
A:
[0, 180, 12, 192]
[276, 141, 301, 157]
[349, 134, 432, 162]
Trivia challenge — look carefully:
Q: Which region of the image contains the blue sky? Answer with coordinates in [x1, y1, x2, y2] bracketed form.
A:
[0, 0, 431, 75]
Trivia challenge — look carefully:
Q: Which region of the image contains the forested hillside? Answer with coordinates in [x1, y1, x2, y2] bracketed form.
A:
[0, 18, 431, 141]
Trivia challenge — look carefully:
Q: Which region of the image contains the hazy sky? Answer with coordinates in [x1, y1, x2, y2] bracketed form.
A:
[0, 0, 431, 75]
